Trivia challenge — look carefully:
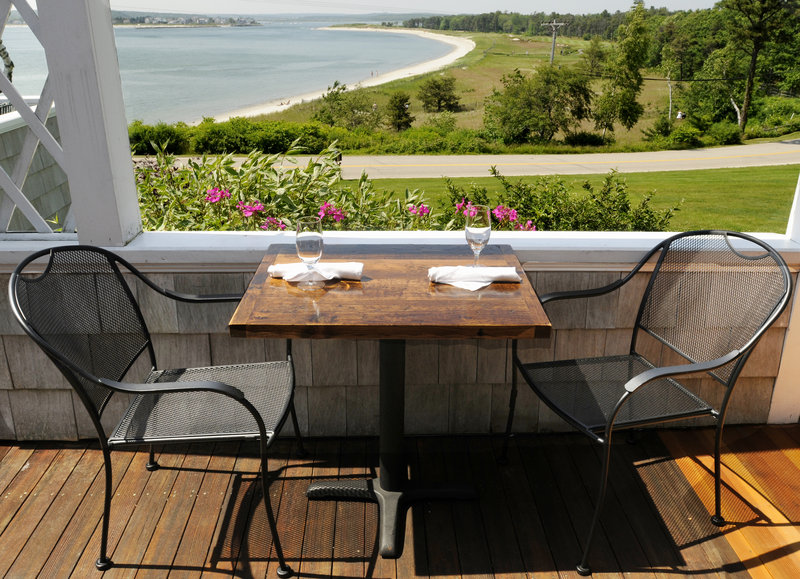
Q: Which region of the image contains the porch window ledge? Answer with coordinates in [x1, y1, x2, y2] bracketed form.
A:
[2, 229, 800, 273]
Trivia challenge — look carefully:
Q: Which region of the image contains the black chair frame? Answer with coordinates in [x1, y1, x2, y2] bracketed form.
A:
[502, 230, 792, 575]
[9, 245, 306, 577]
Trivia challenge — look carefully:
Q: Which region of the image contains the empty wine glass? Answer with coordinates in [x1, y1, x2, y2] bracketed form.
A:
[465, 204, 491, 267]
[296, 216, 324, 289]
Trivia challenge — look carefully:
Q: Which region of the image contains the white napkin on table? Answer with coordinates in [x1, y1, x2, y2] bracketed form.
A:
[428, 265, 521, 291]
[268, 262, 363, 282]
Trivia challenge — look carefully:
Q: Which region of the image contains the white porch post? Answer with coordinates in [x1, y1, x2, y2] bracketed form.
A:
[37, 0, 141, 246]
[769, 171, 800, 423]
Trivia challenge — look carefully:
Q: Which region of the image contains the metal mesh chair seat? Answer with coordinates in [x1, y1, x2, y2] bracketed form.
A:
[109, 361, 294, 445]
[520, 354, 714, 435]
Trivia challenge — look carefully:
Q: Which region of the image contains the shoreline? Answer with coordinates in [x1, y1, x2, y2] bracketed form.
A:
[211, 28, 475, 123]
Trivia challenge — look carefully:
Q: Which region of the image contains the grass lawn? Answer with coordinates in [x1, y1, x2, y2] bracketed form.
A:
[353, 164, 800, 233]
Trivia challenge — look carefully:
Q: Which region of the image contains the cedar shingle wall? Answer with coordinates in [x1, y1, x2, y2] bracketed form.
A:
[0, 268, 792, 441]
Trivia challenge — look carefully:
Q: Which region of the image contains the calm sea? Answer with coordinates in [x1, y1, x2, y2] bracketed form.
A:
[1, 20, 452, 124]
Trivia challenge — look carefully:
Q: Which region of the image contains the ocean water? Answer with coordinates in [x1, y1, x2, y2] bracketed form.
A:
[1, 20, 452, 124]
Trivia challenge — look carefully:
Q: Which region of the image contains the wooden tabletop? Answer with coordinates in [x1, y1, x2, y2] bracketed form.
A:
[229, 244, 551, 340]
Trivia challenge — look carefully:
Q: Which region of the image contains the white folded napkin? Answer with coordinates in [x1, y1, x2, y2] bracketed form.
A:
[428, 265, 521, 291]
[268, 262, 363, 282]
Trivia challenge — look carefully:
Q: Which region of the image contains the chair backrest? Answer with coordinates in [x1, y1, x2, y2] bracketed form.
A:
[9, 246, 155, 423]
[634, 231, 792, 385]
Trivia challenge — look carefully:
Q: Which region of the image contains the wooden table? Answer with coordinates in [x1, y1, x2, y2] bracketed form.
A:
[229, 244, 551, 558]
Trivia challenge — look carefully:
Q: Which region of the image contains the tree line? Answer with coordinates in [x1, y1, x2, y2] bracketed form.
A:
[410, 1, 800, 140]
[403, 9, 636, 39]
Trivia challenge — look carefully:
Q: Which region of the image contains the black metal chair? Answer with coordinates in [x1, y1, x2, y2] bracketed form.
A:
[502, 230, 792, 575]
[9, 245, 305, 577]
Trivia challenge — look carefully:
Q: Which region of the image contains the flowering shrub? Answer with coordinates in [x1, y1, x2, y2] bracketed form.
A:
[135, 141, 675, 233]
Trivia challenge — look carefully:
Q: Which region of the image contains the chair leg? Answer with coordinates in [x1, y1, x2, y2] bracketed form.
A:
[576, 438, 614, 576]
[289, 403, 307, 458]
[95, 445, 114, 571]
[711, 422, 726, 527]
[259, 438, 293, 578]
[146, 445, 159, 471]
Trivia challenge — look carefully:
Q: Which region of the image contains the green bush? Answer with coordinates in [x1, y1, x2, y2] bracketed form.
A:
[192, 117, 257, 154]
[128, 120, 191, 155]
[666, 124, 703, 149]
[563, 131, 609, 147]
[705, 121, 742, 145]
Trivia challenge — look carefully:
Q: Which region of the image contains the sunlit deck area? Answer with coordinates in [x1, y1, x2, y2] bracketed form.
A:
[1, 425, 799, 578]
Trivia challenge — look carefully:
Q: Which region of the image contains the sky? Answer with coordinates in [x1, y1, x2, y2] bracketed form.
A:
[108, 1, 719, 16]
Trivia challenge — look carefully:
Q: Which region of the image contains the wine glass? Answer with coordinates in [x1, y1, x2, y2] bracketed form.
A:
[296, 216, 324, 289]
[465, 204, 491, 267]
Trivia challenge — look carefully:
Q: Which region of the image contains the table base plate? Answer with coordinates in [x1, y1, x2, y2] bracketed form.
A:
[306, 479, 476, 558]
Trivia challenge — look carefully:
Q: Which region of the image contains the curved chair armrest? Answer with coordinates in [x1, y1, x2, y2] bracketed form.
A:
[623, 351, 740, 393]
[99, 377, 245, 400]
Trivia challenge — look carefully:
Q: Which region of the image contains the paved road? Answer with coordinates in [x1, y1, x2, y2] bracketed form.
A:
[333, 139, 800, 180]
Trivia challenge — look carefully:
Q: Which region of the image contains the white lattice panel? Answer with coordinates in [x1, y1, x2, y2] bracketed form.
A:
[0, 0, 70, 233]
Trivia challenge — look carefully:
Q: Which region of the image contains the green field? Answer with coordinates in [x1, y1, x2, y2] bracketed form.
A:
[352, 164, 800, 233]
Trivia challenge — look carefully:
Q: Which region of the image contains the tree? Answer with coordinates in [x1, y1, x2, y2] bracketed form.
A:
[718, 0, 796, 131]
[580, 35, 607, 77]
[594, 2, 650, 135]
[680, 44, 747, 128]
[386, 92, 414, 131]
[418, 75, 461, 113]
[483, 66, 593, 144]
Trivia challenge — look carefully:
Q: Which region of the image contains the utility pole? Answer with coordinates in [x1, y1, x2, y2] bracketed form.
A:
[542, 19, 566, 64]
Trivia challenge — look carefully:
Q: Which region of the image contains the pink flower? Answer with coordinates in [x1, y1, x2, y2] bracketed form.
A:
[319, 202, 347, 222]
[462, 201, 478, 218]
[205, 187, 231, 203]
[409, 203, 430, 216]
[492, 205, 518, 224]
[237, 201, 264, 217]
[260, 216, 287, 231]
[455, 198, 466, 213]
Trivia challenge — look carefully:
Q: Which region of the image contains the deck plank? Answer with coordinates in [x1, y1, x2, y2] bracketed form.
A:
[0, 446, 85, 576]
[659, 429, 767, 578]
[104, 445, 189, 579]
[1, 427, 799, 577]
[444, 437, 494, 579]
[298, 439, 339, 578]
[395, 437, 428, 579]
[418, 436, 462, 578]
[71, 449, 157, 576]
[0, 446, 58, 535]
[0, 446, 36, 496]
[487, 436, 558, 579]
[134, 447, 213, 577]
[4, 446, 104, 578]
[567, 440, 657, 577]
[40, 448, 137, 577]
[515, 435, 585, 579]
[169, 442, 240, 579]
[332, 437, 369, 579]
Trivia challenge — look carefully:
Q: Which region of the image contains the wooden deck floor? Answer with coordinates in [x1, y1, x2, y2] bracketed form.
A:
[1, 425, 800, 578]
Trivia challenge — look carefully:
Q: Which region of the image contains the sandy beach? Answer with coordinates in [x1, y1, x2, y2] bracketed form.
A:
[212, 28, 475, 122]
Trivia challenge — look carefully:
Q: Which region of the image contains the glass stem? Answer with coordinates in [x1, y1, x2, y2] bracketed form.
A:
[473, 252, 479, 267]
